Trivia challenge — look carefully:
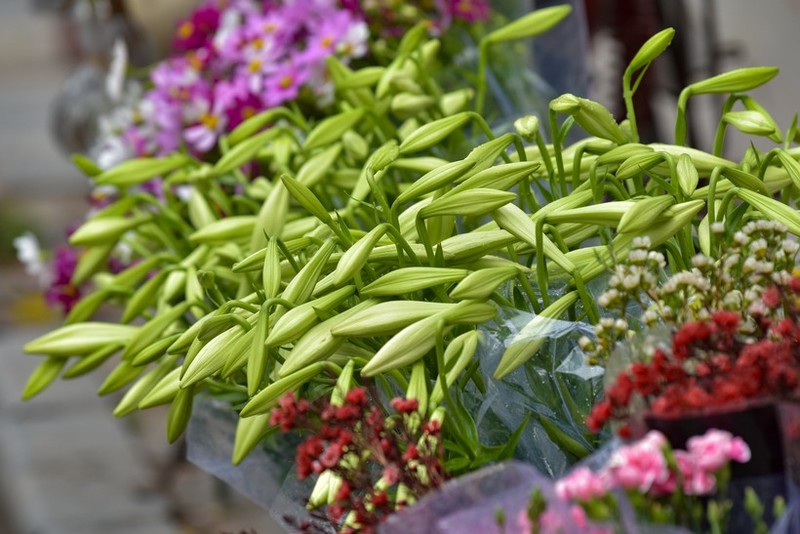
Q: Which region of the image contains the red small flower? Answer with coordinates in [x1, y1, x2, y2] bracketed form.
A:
[711, 310, 740, 334]
[390, 397, 419, 414]
[402, 444, 419, 462]
[370, 491, 389, 509]
[345, 387, 368, 407]
[586, 400, 612, 432]
[762, 286, 781, 308]
[607, 373, 634, 407]
[335, 481, 351, 502]
[790, 276, 800, 293]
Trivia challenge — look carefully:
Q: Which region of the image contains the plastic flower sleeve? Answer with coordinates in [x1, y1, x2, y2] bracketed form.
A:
[186, 396, 317, 531]
[469, 304, 605, 477]
[380, 461, 565, 534]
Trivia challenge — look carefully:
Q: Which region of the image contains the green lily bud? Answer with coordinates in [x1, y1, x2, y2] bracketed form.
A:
[69, 214, 148, 247]
[266, 286, 355, 347]
[391, 93, 435, 118]
[131, 333, 181, 367]
[232, 413, 271, 465]
[495, 291, 579, 378]
[399, 113, 471, 154]
[333, 225, 387, 285]
[618, 195, 675, 234]
[72, 153, 102, 177]
[676, 153, 699, 196]
[722, 167, 769, 195]
[122, 303, 191, 361]
[419, 189, 516, 218]
[166, 386, 194, 443]
[214, 129, 275, 176]
[304, 109, 365, 151]
[449, 266, 518, 301]
[21, 357, 68, 400]
[281, 174, 332, 224]
[483, 5, 571, 45]
[296, 144, 342, 187]
[723, 110, 777, 136]
[360, 267, 469, 297]
[513, 115, 540, 141]
[689, 67, 779, 96]
[95, 153, 190, 187]
[737, 189, 800, 235]
[240, 361, 332, 417]
[281, 239, 337, 306]
[97, 359, 146, 396]
[189, 216, 256, 244]
[361, 314, 450, 377]
[625, 28, 675, 77]
[62, 343, 122, 379]
[440, 88, 474, 116]
[776, 150, 800, 191]
[406, 361, 428, 416]
[278, 300, 376, 377]
[341, 130, 368, 162]
[138, 367, 182, 409]
[24, 323, 138, 357]
[330, 360, 356, 407]
[395, 160, 474, 206]
[331, 301, 453, 337]
[113, 355, 179, 417]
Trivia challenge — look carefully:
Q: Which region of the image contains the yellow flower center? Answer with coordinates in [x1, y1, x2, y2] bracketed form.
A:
[242, 106, 256, 119]
[201, 114, 218, 129]
[279, 75, 293, 89]
[321, 35, 334, 48]
[178, 21, 194, 39]
[264, 22, 277, 33]
[248, 59, 262, 73]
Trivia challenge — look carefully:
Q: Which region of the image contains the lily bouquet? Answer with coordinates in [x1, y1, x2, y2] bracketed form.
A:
[18, 1, 800, 531]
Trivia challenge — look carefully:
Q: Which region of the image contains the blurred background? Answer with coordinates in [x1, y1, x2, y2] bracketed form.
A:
[0, 0, 798, 532]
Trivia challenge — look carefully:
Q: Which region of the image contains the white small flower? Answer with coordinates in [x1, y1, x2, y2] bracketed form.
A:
[614, 318, 628, 331]
[691, 254, 711, 269]
[632, 236, 651, 249]
[13, 232, 50, 286]
[173, 185, 194, 202]
[710, 222, 725, 234]
[627, 249, 648, 264]
[622, 273, 641, 290]
[337, 21, 369, 59]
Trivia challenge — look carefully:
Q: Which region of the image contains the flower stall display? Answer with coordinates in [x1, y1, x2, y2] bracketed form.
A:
[17, 1, 800, 531]
[518, 429, 759, 533]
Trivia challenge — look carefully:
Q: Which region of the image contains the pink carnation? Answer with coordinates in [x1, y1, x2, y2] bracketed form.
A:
[555, 467, 609, 502]
[606, 431, 671, 492]
[675, 451, 717, 495]
[686, 429, 752, 472]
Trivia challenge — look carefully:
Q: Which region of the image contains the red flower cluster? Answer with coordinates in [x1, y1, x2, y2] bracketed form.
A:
[270, 388, 447, 533]
[588, 281, 800, 434]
